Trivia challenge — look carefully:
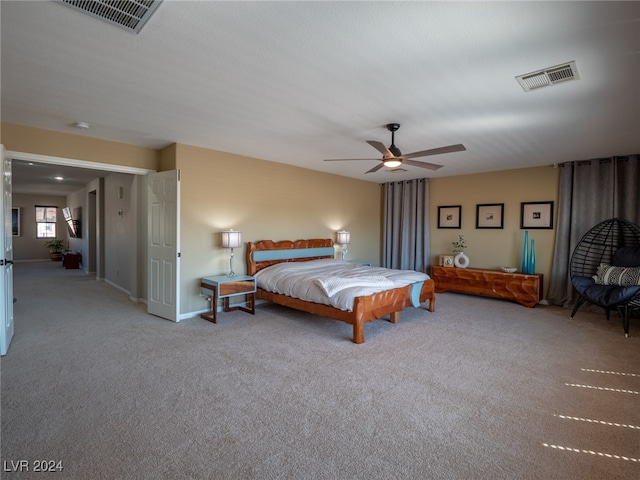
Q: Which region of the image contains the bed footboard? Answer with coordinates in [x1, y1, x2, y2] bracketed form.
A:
[257, 279, 435, 344]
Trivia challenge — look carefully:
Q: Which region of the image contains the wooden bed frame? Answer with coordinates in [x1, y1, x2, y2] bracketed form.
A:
[246, 238, 436, 344]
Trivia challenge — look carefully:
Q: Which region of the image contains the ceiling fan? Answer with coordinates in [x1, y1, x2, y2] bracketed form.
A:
[324, 123, 466, 174]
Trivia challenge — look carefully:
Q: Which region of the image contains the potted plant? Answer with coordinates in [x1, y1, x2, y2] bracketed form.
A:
[44, 238, 64, 261]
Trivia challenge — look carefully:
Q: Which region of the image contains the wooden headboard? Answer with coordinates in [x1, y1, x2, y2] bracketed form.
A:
[246, 238, 335, 275]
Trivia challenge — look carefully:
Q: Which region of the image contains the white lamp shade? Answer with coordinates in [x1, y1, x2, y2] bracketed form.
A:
[221, 230, 242, 248]
[336, 230, 351, 245]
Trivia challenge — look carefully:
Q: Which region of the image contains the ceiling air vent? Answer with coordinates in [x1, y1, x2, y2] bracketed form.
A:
[516, 61, 579, 92]
[58, 0, 163, 34]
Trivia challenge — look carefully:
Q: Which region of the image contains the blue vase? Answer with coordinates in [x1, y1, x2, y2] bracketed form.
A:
[521, 231, 529, 274]
[529, 239, 536, 274]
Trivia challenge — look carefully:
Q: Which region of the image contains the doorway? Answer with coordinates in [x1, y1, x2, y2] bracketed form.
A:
[8, 150, 153, 288]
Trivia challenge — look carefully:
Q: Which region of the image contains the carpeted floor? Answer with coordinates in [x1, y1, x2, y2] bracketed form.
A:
[1, 261, 639, 479]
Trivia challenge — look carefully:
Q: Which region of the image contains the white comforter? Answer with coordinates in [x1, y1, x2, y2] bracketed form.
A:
[254, 259, 429, 312]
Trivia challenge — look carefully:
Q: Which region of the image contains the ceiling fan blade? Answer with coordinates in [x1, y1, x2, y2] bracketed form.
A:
[324, 158, 380, 162]
[403, 159, 443, 171]
[365, 163, 385, 174]
[401, 144, 466, 160]
[366, 140, 394, 158]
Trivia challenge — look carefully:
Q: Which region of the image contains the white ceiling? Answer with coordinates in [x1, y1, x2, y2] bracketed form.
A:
[10, 160, 121, 196]
[2, 1, 639, 193]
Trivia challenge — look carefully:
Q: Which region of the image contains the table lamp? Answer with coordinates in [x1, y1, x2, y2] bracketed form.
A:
[336, 230, 351, 261]
[221, 229, 242, 276]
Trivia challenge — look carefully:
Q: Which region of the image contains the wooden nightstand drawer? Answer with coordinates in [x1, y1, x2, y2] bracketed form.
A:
[219, 280, 256, 297]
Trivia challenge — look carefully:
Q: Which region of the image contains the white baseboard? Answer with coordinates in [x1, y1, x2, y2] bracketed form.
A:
[104, 279, 131, 297]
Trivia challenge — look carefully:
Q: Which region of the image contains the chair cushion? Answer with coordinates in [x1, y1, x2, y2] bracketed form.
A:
[573, 276, 597, 295]
[613, 247, 640, 267]
[573, 275, 640, 307]
[596, 264, 640, 286]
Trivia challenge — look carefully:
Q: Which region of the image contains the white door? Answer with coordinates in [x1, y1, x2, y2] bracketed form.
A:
[1, 145, 15, 355]
[147, 170, 180, 321]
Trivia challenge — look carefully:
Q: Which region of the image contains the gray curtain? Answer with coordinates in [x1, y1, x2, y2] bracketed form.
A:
[382, 179, 429, 271]
[547, 155, 640, 307]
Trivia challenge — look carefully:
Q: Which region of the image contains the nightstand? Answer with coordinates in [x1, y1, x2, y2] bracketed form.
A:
[200, 274, 256, 323]
[62, 252, 81, 269]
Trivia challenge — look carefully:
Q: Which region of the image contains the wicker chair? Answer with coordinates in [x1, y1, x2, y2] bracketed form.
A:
[569, 218, 640, 336]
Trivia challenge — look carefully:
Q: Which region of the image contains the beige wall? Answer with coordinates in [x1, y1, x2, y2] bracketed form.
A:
[1, 123, 159, 171]
[174, 143, 382, 315]
[430, 166, 560, 299]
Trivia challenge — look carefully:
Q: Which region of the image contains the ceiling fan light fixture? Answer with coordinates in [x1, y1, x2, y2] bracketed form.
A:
[383, 159, 402, 168]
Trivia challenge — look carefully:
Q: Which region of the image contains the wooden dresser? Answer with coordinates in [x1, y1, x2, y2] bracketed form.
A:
[431, 266, 543, 307]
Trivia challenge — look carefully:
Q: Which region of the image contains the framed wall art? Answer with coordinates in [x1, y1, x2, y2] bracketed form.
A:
[12, 207, 20, 236]
[439, 254, 455, 267]
[438, 205, 461, 229]
[521, 201, 554, 229]
[476, 203, 504, 229]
